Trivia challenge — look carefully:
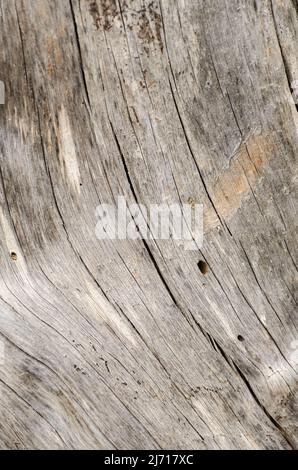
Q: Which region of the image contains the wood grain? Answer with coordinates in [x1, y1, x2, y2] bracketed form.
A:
[0, 0, 297, 449]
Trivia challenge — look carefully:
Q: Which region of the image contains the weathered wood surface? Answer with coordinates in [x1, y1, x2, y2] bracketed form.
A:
[0, 0, 297, 450]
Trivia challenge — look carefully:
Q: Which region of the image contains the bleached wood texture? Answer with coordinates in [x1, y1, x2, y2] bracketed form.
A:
[0, 0, 297, 450]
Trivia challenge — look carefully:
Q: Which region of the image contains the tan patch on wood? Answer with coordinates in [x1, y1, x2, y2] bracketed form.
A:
[204, 132, 277, 230]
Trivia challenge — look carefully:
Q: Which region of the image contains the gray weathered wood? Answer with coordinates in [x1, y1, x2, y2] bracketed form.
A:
[0, 0, 297, 449]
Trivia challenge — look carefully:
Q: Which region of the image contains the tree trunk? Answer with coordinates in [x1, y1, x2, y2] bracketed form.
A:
[0, 0, 297, 450]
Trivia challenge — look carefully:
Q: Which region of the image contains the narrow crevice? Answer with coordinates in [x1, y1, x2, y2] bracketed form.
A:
[206, 333, 219, 353]
[239, 241, 283, 325]
[192, 319, 218, 352]
[270, 0, 298, 112]
[167, 78, 226, 231]
[109, 120, 184, 309]
[109, 47, 147, 159]
[0, 165, 23, 254]
[158, 0, 179, 93]
[213, 338, 234, 371]
[284, 239, 298, 271]
[270, 0, 291, 86]
[226, 262, 290, 345]
[225, 90, 261, 180]
[209, 52, 226, 99]
[14, 1, 30, 89]
[213, 335, 295, 449]
[201, 253, 246, 328]
[35, 101, 50, 178]
[239, 242, 298, 373]
[69, 0, 91, 108]
[232, 360, 295, 449]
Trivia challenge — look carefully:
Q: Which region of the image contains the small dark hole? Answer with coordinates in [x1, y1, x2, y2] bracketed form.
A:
[237, 335, 245, 342]
[10, 252, 17, 261]
[198, 260, 208, 275]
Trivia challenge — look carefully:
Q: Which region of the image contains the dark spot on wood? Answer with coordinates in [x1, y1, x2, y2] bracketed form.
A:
[237, 335, 245, 342]
[138, 11, 155, 44]
[198, 260, 208, 275]
[89, 1, 101, 29]
[10, 252, 17, 261]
